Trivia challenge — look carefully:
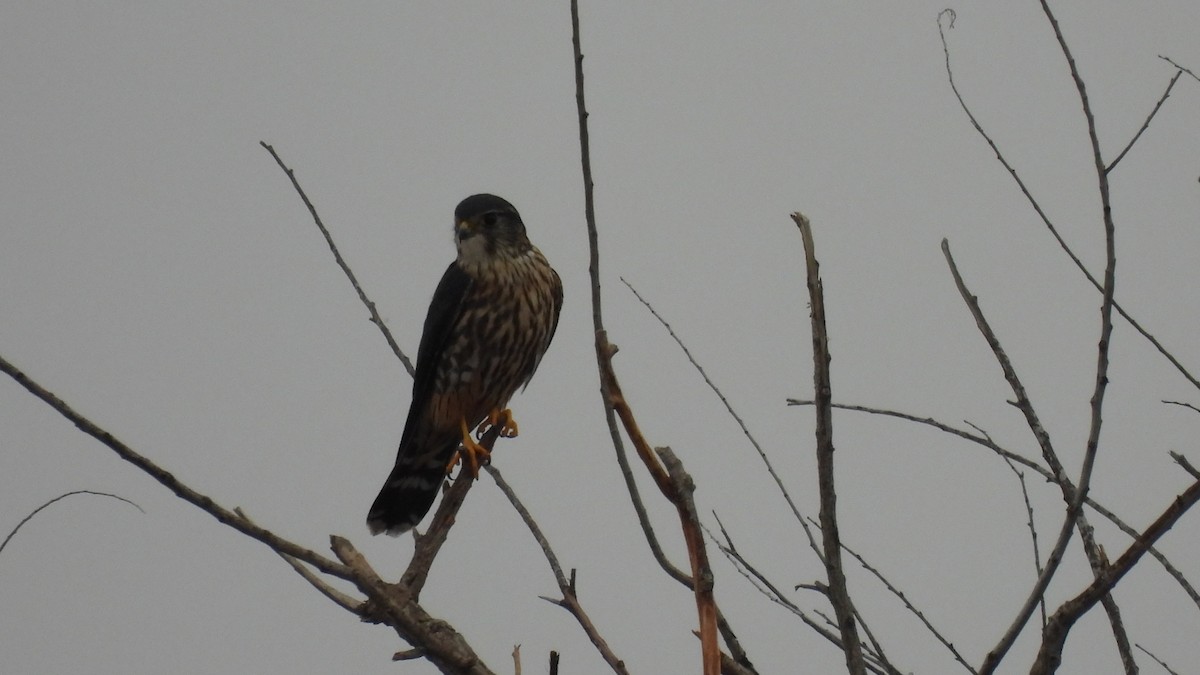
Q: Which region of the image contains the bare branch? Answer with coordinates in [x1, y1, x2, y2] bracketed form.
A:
[940, 240, 1081, 674]
[259, 141, 415, 377]
[330, 536, 495, 675]
[1031, 478, 1200, 674]
[940, 239, 1067, 487]
[793, 212, 865, 675]
[1036, 6, 1131, 670]
[0, 352, 355, 582]
[1036, 0, 1118, 529]
[1171, 452, 1200, 481]
[1, 490, 143, 558]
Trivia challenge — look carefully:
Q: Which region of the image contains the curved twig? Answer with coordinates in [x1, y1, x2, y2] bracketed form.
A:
[1, 489, 144, 558]
[0, 353, 355, 582]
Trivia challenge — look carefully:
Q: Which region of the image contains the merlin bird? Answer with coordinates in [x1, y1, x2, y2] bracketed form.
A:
[367, 194, 563, 535]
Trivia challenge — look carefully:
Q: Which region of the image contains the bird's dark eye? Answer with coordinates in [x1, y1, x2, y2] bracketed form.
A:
[482, 212, 500, 227]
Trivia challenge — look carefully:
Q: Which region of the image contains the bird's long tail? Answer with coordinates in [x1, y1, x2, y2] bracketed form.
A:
[366, 439, 459, 536]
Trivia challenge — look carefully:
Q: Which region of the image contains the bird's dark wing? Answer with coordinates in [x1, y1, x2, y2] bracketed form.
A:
[547, 268, 563, 347]
[400, 261, 473, 447]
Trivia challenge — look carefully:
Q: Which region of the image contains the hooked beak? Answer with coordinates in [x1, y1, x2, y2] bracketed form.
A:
[455, 219, 478, 241]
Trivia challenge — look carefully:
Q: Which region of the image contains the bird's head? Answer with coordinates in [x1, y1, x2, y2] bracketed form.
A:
[453, 194, 531, 267]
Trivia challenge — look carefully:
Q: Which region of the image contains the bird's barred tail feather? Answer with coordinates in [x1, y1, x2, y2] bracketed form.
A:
[366, 440, 459, 536]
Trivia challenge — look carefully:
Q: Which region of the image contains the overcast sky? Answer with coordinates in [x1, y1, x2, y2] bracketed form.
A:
[3, 2, 1199, 673]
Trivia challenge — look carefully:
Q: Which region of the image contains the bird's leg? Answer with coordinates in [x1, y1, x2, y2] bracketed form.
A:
[451, 415, 491, 479]
[476, 407, 519, 440]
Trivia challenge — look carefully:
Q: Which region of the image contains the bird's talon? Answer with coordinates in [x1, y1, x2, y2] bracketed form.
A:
[458, 417, 491, 479]
[475, 408, 520, 440]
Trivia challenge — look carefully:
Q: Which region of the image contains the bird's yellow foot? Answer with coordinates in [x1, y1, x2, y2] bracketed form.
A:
[448, 415, 491, 479]
[476, 407, 519, 440]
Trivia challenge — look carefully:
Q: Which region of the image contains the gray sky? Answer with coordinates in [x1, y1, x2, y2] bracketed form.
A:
[2, 2, 1198, 673]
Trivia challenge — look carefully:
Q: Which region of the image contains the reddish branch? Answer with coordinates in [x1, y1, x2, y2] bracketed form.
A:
[570, 0, 721, 672]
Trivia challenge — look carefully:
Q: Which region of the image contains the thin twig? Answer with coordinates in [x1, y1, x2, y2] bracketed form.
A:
[1037, 0, 1118, 532]
[787, 398, 1200, 610]
[1162, 400, 1200, 415]
[1025, 5, 1124, 671]
[1135, 643, 1182, 675]
[1, 490, 143, 558]
[236, 507, 362, 614]
[622, 277, 822, 561]
[999, 456, 1047, 627]
[1106, 70, 1182, 174]
[486, 464, 630, 675]
[259, 141, 415, 376]
[706, 520, 889, 675]
[826, 522, 975, 674]
[1158, 55, 1200, 84]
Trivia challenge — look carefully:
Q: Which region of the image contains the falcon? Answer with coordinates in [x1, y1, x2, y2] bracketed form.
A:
[367, 194, 563, 535]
